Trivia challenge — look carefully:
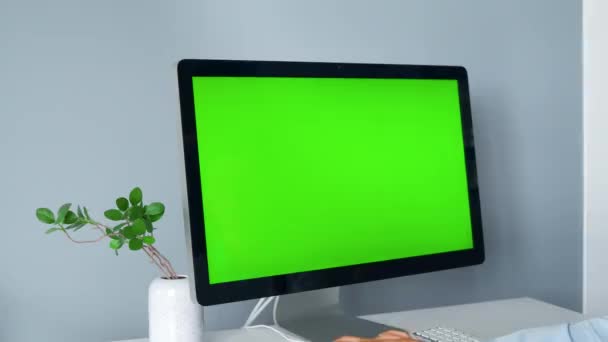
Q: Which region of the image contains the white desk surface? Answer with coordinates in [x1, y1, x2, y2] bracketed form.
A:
[116, 297, 584, 342]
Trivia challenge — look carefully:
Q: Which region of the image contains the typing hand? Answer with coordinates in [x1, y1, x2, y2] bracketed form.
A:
[335, 330, 418, 342]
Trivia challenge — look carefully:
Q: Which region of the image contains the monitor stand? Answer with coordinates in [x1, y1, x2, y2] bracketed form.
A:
[279, 305, 400, 342]
[273, 287, 401, 342]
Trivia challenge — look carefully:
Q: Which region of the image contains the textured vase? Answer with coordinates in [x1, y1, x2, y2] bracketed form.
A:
[149, 276, 204, 342]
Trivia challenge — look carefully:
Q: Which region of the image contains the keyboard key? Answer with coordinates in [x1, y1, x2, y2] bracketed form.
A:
[413, 327, 479, 342]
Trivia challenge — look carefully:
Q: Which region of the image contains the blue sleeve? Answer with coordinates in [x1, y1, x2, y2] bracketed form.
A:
[490, 318, 608, 342]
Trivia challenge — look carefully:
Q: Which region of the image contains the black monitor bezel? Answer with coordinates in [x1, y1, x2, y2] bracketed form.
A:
[177, 59, 485, 306]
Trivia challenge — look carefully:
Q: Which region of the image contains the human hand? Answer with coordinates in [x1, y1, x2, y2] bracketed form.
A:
[335, 330, 418, 342]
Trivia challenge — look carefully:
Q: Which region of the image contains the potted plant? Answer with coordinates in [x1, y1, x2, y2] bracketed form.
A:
[35, 187, 203, 342]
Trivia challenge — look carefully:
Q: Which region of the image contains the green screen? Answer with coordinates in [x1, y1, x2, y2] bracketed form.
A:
[192, 76, 473, 284]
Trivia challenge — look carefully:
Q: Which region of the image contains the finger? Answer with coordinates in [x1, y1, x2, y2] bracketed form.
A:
[334, 336, 367, 342]
[375, 334, 405, 340]
[377, 330, 411, 339]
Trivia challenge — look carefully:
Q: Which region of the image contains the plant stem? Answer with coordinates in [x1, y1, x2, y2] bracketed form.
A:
[93, 224, 107, 235]
[146, 245, 178, 279]
[142, 245, 171, 278]
[98, 223, 177, 278]
[60, 225, 108, 244]
[61, 221, 178, 279]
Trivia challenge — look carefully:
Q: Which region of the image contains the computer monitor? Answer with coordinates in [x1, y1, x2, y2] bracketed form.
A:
[177, 59, 484, 338]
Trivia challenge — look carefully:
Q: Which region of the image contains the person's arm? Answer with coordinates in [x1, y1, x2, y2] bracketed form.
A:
[335, 330, 418, 342]
[492, 318, 608, 342]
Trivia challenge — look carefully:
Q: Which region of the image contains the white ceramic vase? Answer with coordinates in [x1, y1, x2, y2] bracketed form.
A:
[148, 276, 204, 342]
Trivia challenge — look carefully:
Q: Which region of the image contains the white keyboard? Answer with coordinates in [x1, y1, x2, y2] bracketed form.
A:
[412, 327, 480, 342]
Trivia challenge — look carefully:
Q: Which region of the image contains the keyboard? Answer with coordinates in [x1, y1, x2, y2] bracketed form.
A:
[412, 327, 480, 342]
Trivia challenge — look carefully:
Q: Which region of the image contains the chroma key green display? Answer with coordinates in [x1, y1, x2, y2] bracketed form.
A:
[191, 76, 474, 284]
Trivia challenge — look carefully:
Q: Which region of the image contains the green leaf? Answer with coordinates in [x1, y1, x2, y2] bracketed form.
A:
[45, 227, 61, 234]
[142, 236, 156, 245]
[129, 187, 142, 205]
[64, 211, 78, 224]
[149, 212, 164, 222]
[128, 238, 143, 251]
[132, 218, 146, 235]
[110, 239, 123, 250]
[106, 228, 122, 240]
[56, 203, 72, 224]
[66, 221, 81, 229]
[145, 202, 165, 216]
[113, 222, 127, 231]
[104, 209, 123, 221]
[76, 206, 84, 219]
[128, 206, 144, 220]
[116, 197, 129, 211]
[122, 225, 136, 239]
[83, 206, 91, 220]
[36, 208, 55, 224]
[72, 223, 86, 231]
[143, 218, 153, 233]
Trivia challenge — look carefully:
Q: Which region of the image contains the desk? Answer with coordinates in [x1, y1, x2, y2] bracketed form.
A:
[116, 297, 583, 342]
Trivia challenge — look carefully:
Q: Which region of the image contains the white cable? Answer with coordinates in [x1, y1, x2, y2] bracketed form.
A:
[246, 325, 305, 342]
[273, 295, 280, 325]
[244, 297, 268, 327]
[252, 296, 275, 320]
[244, 296, 275, 327]
[244, 298, 266, 327]
[244, 295, 304, 342]
[251, 297, 266, 316]
[251, 297, 272, 320]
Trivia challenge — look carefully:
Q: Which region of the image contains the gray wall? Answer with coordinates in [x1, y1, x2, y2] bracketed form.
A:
[0, 0, 582, 341]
